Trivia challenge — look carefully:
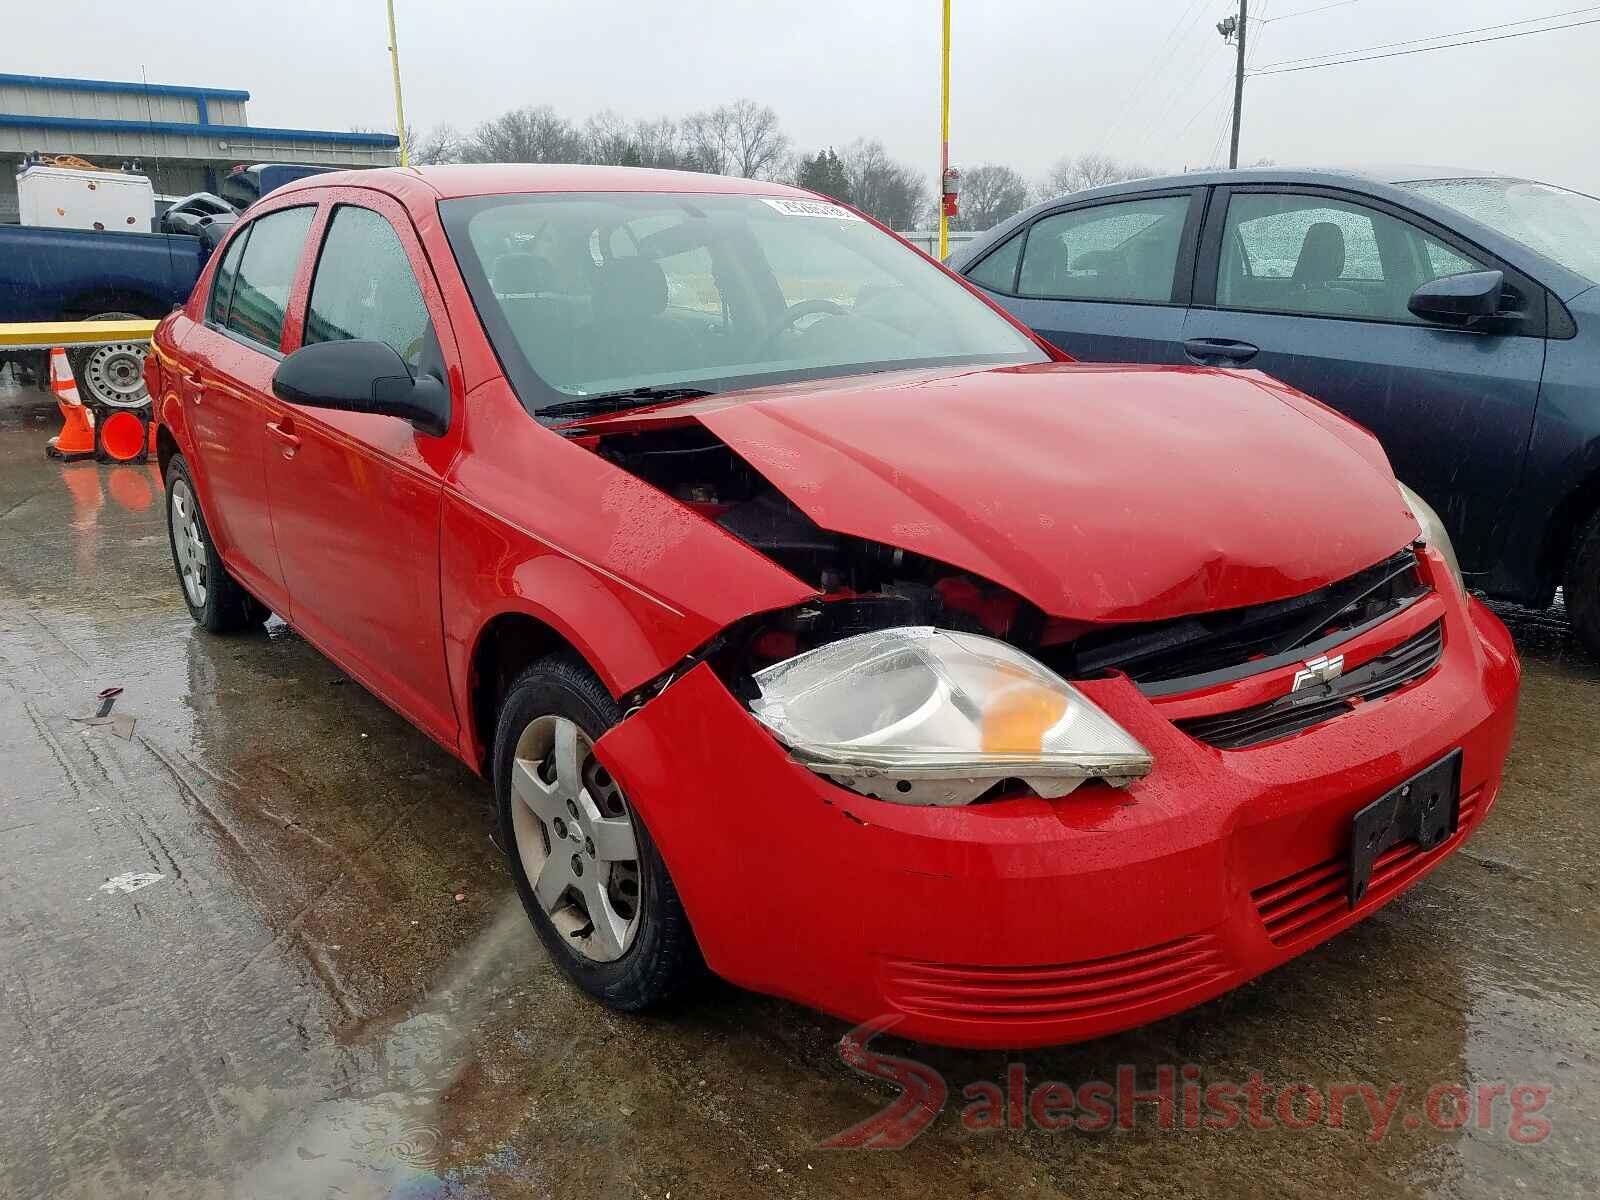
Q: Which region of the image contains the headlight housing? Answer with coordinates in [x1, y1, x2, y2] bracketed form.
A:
[1398, 482, 1465, 595]
[748, 626, 1154, 806]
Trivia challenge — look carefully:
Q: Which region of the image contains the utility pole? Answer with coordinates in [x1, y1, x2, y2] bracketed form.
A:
[938, 0, 951, 261]
[386, 0, 410, 167]
[1218, 0, 1248, 168]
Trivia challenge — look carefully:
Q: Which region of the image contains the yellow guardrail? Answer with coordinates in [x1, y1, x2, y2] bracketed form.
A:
[0, 320, 159, 351]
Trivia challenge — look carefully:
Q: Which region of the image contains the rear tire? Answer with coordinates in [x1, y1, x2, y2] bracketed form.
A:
[68, 312, 150, 409]
[165, 454, 269, 633]
[494, 653, 698, 1011]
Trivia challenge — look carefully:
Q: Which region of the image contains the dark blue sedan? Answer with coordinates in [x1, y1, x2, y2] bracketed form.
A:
[951, 167, 1600, 654]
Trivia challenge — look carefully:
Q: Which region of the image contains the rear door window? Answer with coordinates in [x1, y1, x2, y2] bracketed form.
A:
[304, 205, 433, 370]
[224, 205, 315, 351]
[208, 228, 250, 326]
[1017, 196, 1191, 303]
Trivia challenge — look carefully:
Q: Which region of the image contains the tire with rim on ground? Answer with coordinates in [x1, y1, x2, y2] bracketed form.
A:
[164, 454, 270, 633]
[68, 311, 150, 409]
[494, 653, 698, 1010]
[1566, 507, 1600, 659]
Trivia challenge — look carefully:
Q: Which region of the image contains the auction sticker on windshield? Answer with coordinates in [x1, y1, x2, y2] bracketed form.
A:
[760, 197, 861, 220]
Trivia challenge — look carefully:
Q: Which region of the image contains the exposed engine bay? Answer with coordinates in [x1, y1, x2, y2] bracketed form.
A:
[594, 424, 1071, 686]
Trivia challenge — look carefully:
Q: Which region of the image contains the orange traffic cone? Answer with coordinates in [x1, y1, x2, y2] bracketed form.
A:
[44, 347, 96, 462]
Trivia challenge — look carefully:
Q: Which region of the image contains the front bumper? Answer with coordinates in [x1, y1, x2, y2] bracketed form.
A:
[597, 575, 1520, 1049]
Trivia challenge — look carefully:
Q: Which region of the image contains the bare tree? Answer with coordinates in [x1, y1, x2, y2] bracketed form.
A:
[581, 111, 635, 165]
[838, 139, 926, 230]
[411, 123, 463, 165]
[460, 106, 583, 164]
[1040, 152, 1156, 199]
[578, 113, 697, 169]
[952, 163, 1030, 232]
[684, 99, 790, 178]
[628, 117, 693, 169]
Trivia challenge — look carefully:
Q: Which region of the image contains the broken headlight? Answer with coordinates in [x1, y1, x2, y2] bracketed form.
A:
[1399, 482, 1465, 596]
[748, 627, 1153, 806]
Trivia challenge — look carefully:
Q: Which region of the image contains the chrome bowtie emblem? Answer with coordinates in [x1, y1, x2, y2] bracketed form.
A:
[1291, 653, 1345, 693]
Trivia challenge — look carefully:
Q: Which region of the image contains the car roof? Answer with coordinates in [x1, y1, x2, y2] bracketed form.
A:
[272, 163, 816, 202]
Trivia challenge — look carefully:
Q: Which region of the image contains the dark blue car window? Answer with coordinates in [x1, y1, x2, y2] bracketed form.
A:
[1016, 197, 1189, 303]
[1219, 194, 1487, 324]
[967, 232, 1023, 293]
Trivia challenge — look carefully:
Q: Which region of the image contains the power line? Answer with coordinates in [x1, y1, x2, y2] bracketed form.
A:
[1250, 13, 1600, 75]
[1105, 0, 1215, 147]
[1251, 5, 1600, 71]
[1255, 0, 1358, 23]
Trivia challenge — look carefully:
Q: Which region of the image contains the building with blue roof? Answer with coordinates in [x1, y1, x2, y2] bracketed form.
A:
[0, 73, 399, 221]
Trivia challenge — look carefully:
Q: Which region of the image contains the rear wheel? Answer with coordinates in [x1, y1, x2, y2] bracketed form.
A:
[68, 312, 150, 409]
[494, 654, 697, 1010]
[165, 454, 269, 633]
[1564, 507, 1600, 658]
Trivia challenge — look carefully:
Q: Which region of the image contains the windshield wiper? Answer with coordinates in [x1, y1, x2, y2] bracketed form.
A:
[541, 386, 716, 420]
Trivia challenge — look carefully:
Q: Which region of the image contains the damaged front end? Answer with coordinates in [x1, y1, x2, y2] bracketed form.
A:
[590, 421, 1156, 805]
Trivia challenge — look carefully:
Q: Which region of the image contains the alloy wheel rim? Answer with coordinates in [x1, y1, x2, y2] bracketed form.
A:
[169, 479, 208, 608]
[83, 343, 149, 408]
[509, 714, 642, 963]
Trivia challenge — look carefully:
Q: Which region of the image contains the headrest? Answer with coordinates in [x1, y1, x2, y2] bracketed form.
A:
[1293, 222, 1346, 285]
[592, 257, 669, 321]
[491, 252, 552, 295]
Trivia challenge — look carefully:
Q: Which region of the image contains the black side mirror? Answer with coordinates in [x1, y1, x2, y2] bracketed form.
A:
[1408, 269, 1519, 331]
[271, 340, 449, 436]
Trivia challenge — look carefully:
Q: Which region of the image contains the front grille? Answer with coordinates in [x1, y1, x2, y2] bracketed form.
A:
[1178, 620, 1443, 750]
[882, 934, 1230, 1024]
[1055, 549, 1426, 691]
[1252, 786, 1483, 947]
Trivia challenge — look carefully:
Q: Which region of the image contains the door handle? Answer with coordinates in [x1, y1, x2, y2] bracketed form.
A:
[1183, 338, 1260, 365]
[265, 418, 301, 457]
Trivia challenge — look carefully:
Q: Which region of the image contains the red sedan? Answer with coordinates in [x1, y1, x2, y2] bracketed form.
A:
[147, 166, 1519, 1049]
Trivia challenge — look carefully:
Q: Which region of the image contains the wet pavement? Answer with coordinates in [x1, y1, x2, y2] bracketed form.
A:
[1, 374, 1596, 1199]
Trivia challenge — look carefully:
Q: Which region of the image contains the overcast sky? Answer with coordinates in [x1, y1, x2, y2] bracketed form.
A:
[9, 0, 1597, 194]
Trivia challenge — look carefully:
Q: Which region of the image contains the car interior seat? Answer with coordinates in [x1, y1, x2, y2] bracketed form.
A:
[577, 257, 696, 383]
[1290, 222, 1374, 315]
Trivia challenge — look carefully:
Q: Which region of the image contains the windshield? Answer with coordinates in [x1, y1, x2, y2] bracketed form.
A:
[440, 191, 1047, 412]
[1399, 176, 1600, 283]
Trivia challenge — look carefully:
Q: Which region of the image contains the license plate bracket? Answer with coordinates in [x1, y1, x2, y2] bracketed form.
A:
[1348, 749, 1462, 906]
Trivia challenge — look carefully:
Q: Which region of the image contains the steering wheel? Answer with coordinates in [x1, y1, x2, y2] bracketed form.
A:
[754, 299, 848, 358]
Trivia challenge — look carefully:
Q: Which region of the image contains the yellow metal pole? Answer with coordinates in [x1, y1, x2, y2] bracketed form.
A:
[0, 319, 157, 350]
[939, 0, 951, 261]
[386, 0, 410, 166]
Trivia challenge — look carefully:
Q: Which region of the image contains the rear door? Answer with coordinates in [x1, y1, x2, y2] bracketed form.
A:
[178, 203, 317, 615]
[961, 188, 1205, 363]
[1182, 186, 1547, 575]
[262, 192, 461, 748]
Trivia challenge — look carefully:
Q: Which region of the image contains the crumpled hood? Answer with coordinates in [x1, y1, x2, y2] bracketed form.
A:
[588, 362, 1421, 623]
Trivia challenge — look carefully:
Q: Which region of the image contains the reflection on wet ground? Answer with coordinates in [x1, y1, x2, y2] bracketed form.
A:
[1, 378, 1595, 1198]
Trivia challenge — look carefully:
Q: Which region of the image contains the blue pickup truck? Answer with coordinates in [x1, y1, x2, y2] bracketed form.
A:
[0, 164, 335, 404]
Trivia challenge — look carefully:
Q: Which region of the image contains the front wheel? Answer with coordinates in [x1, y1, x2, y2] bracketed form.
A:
[165, 455, 269, 633]
[494, 654, 698, 1010]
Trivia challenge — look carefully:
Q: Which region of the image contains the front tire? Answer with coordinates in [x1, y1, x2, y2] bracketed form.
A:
[165, 454, 269, 633]
[494, 653, 697, 1010]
